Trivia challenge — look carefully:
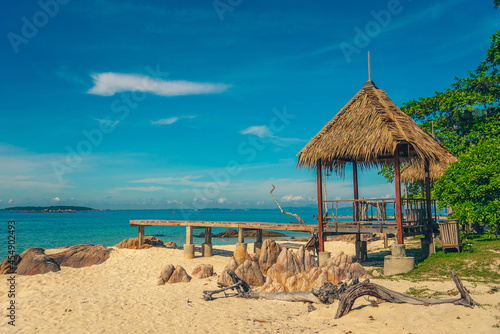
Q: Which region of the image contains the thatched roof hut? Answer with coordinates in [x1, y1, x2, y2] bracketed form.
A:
[297, 80, 453, 172]
[401, 152, 457, 183]
[297, 79, 455, 250]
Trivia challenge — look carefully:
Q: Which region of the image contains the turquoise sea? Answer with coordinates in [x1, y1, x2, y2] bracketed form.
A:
[0, 208, 324, 256]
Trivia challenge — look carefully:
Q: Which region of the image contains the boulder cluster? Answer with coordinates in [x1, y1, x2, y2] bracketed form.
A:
[114, 236, 177, 249]
[0, 245, 112, 275]
[218, 239, 369, 292]
[157, 263, 215, 285]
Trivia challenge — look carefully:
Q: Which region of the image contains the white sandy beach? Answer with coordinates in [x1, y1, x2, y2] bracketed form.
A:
[2, 240, 499, 334]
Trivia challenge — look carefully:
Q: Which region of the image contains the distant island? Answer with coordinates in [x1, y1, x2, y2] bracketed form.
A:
[0, 206, 100, 213]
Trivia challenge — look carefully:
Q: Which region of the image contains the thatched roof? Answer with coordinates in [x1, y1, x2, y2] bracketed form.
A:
[401, 151, 457, 183]
[297, 80, 454, 173]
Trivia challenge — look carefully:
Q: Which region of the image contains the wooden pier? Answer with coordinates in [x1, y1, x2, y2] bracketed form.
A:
[129, 220, 314, 258]
[129, 218, 439, 259]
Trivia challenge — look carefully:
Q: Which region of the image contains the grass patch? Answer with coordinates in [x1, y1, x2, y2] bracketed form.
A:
[398, 234, 500, 283]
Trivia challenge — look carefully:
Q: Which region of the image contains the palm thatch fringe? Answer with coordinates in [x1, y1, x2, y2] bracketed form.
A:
[297, 80, 454, 174]
[401, 152, 457, 183]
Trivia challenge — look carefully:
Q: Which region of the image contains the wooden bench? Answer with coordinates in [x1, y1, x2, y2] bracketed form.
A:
[438, 219, 461, 253]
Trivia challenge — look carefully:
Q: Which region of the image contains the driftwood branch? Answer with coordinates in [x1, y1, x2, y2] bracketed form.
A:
[334, 272, 477, 319]
[245, 290, 321, 303]
[204, 271, 476, 319]
[203, 282, 245, 301]
[270, 184, 305, 224]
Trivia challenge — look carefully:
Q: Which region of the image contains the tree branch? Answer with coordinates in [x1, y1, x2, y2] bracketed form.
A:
[270, 184, 305, 224]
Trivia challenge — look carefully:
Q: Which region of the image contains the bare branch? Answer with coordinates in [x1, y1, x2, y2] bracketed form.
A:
[270, 184, 305, 224]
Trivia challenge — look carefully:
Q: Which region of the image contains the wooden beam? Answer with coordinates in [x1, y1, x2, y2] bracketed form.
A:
[238, 227, 244, 243]
[204, 227, 212, 244]
[256, 229, 263, 243]
[316, 160, 325, 252]
[394, 145, 404, 244]
[138, 225, 145, 247]
[129, 220, 314, 232]
[353, 162, 360, 242]
[424, 160, 433, 239]
[186, 226, 193, 245]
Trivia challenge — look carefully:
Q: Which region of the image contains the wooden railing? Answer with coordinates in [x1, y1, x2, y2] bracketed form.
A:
[322, 198, 437, 226]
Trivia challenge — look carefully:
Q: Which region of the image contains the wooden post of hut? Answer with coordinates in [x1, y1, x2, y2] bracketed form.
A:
[422, 160, 436, 255]
[316, 160, 331, 265]
[394, 145, 404, 245]
[353, 162, 367, 261]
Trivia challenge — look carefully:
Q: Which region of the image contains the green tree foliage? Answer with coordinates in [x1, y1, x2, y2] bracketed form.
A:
[402, 30, 500, 156]
[379, 30, 500, 200]
[434, 138, 500, 239]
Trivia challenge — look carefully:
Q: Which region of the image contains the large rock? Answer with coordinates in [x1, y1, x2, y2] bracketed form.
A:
[167, 266, 191, 283]
[158, 264, 191, 284]
[217, 258, 238, 286]
[233, 244, 251, 267]
[260, 251, 369, 292]
[191, 264, 214, 279]
[114, 236, 165, 249]
[258, 239, 282, 275]
[160, 264, 175, 282]
[0, 254, 21, 274]
[50, 244, 112, 268]
[16, 248, 60, 275]
[296, 246, 316, 272]
[218, 246, 264, 286]
[235, 260, 265, 286]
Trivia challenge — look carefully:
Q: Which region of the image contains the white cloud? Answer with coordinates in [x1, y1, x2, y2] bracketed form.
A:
[240, 125, 307, 147]
[116, 186, 167, 192]
[52, 197, 61, 202]
[87, 72, 230, 97]
[240, 125, 273, 138]
[153, 117, 179, 125]
[130, 175, 204, 186]
[152, 115, 196, 126]
[8, 199, 14, 204]
[217, 197, 228, 204]
[281, 194, 305, 202]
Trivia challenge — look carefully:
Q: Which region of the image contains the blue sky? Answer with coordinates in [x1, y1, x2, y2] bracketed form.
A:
[1, 0, 498, 210]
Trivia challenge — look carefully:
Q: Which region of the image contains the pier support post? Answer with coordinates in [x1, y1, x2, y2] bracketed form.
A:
[355, 240, 367, 262]
[383, 244, 415, 276]
[253, 229, 263, 255]
[236, 227, 247, 250]
[138, 226, 145, 247]
[184, 226, 195, 259]
[202, 227, 213, 257]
